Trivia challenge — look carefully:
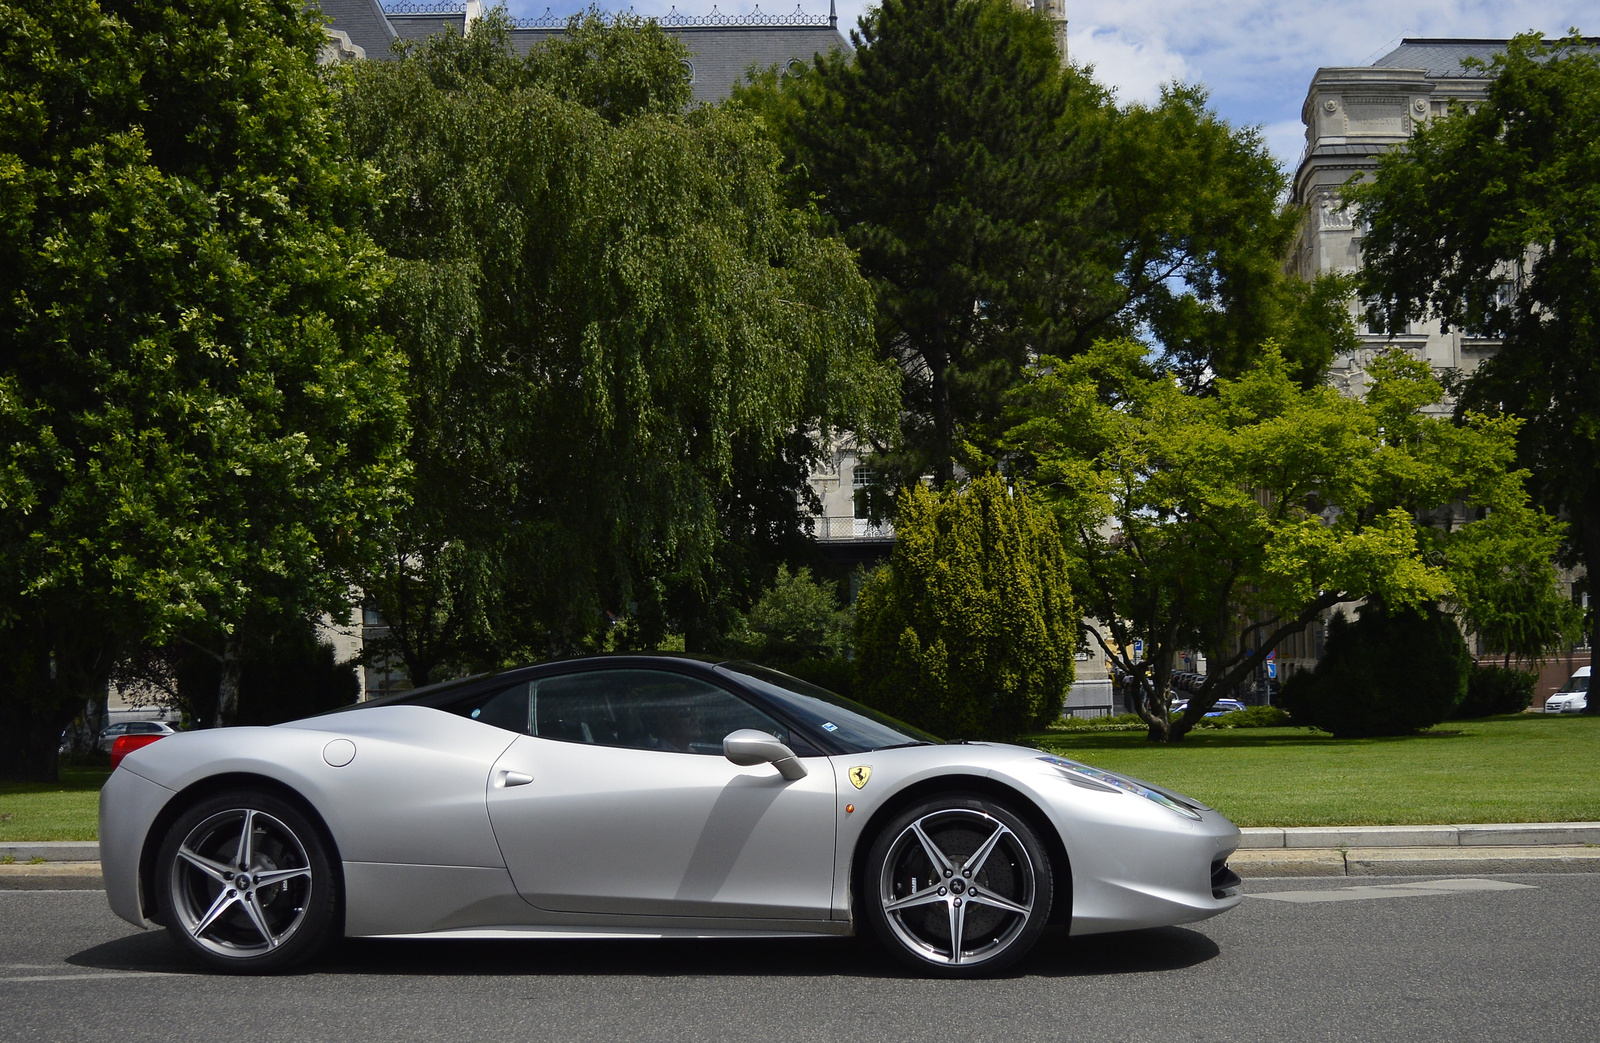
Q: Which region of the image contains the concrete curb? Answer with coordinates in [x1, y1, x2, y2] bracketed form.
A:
[0, 841, 100, 862]
[1238, 822, 1600, 849]
[1231, 845, 1600, 878]
[0, 862, 104, 890]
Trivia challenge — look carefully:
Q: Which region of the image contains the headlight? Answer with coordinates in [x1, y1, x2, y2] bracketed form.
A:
[1037, 755, 1203, 820]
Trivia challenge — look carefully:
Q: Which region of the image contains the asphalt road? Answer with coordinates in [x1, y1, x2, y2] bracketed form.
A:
[4, 875, 1596, 1043]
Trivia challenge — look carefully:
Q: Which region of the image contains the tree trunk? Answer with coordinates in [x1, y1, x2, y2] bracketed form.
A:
[214, 636, 243, 728]
[1579, 472, 1600, 715]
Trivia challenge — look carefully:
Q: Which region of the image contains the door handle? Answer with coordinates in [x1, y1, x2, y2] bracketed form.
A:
[497, 770, 534, 788]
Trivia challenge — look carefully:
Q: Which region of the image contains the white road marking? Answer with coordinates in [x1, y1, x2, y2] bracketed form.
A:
[0, 970, 197, 984]
[1249, 878, 1537, 904]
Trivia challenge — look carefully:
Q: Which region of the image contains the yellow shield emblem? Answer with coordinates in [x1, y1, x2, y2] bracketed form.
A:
[849, 765, 872, 789]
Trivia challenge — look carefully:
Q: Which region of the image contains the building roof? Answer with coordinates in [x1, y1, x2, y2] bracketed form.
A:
[316, 0, 399, 59]
[1369, 39, 1506, 78]
[322, 4, 849, 101]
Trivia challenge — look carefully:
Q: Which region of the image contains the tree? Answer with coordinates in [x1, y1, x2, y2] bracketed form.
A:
[730, 566, 854, 664]
[733, 1, 1355, 494]
[0, 0, 407, 779]
[854, 474, 1076, 738]
[1349, 30, 1600, 668]
[333, 14, 896, 684]
[1005, 340, 1566, 741]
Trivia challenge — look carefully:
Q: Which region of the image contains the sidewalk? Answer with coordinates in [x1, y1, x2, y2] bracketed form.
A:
[5, 825, 1600, 888]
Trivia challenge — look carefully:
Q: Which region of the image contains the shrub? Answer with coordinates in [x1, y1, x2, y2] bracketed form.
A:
[727, 567, 853, 662]
[1452, 665, 1537, 719]
[1279, 602, 1469, 737]
[854, 475, 1076, 738]
[1195, 705, 1293, 729]
[1045, 713, 1147, 733]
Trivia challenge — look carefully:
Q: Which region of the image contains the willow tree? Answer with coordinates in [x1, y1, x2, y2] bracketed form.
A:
[334, 14, 896, 682]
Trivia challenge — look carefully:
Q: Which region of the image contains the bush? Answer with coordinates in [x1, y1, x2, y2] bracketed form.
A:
[1195, 705, 1293, 729]
[1452, 665, 1537, 719]
[854, 475, 1076, 738]
[1280, 602, 1469, 737]
[1045, 713, 1147, 733]
[726, 567, 853, 663]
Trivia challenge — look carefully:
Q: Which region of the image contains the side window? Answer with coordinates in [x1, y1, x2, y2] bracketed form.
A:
[458, 682, 532, 734]
[534, 670, 788, 755]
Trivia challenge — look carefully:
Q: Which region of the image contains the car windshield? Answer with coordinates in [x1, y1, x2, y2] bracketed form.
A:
[718, 662, 942, 753]
[1558, 675, 1590, 693]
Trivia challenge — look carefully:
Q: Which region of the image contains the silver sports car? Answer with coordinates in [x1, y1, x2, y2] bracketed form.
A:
[100, 655, 1243, 976]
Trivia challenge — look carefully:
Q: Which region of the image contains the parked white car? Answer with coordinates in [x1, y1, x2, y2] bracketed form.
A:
[1543, 666, 1590, 714]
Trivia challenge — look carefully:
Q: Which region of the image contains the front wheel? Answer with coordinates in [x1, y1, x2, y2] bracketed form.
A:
[863, 795, 1053, 976]
[155, 790, 338, 973]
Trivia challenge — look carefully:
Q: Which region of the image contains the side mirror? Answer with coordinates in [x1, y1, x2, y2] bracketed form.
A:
[723, 729, 808, 781]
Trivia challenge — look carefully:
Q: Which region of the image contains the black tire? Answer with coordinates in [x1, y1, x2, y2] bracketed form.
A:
[155, 789, 338, 973]
[862, 794, 1053, 977]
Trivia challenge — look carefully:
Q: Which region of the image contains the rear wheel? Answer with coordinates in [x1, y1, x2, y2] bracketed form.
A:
[156, 790, 338, 973]
[863, 794, 1053, 976]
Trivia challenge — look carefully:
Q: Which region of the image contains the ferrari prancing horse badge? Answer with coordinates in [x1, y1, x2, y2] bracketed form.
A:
[849, 765, 871, 789]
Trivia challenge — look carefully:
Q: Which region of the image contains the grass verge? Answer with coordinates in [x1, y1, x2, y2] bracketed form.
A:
[1024, 712, 1600, 827]
[0, 767, 110, 843]
[2, 714, 1596, 839]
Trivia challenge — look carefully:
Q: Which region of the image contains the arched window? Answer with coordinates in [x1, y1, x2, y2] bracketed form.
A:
[680, 59, 695, 84]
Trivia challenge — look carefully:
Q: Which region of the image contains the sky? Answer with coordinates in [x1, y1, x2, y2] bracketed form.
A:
[499, 1, 1593, 174]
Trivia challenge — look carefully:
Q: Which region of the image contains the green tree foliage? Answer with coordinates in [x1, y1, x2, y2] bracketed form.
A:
[333, 14, 896, 683]
[724, 565, 856, 695]
[733, 0, 1354, 492]
[0, 0, 407, 779]
[1280, 603, 1470, 738]
[159, 619, 359, 728]
[1349, 31, 1600, 655]
[1007, 340, 1565, 741]
[854, 475, 1075, 738]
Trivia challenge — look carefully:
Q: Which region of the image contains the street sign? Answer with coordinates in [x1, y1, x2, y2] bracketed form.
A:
[1267, 649, 1276, 661]
[1267, 661, 1277, 679]
[1133, 639, 1144, 661]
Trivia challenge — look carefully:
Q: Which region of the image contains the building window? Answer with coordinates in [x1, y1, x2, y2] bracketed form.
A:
[680, 59, 694, 84]
[852, 468, 876, 519]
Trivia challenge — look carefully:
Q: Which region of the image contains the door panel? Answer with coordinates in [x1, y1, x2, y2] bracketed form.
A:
[487, 735, 837, 920]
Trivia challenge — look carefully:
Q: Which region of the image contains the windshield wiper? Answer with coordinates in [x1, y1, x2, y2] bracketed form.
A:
[872, 740, 937, 751]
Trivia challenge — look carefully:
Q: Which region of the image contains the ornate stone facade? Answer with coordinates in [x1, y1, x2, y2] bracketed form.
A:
[1289, 40, 1504, 414]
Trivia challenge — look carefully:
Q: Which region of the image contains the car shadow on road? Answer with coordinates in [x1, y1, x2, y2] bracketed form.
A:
[67, 924, 1218, 980]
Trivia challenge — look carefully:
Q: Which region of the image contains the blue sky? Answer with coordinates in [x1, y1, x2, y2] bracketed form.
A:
[497, 1, 1593, 174]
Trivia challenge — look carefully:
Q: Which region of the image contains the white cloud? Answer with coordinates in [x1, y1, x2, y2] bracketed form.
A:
[1067, 24, 1190, 104]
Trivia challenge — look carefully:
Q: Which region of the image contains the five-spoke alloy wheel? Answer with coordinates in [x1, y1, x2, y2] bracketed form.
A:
[864, 795, 1053, 976]
[156, 790, 338, 973]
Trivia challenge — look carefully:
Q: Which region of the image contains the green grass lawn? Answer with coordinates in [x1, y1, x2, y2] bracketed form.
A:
[2, 714, 1596, 840]
[1025, 712, 1600, 827]
[0, 767, 109, 843]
